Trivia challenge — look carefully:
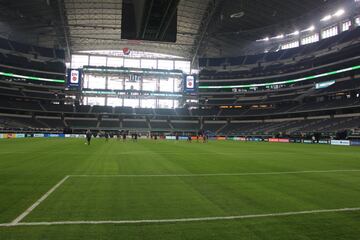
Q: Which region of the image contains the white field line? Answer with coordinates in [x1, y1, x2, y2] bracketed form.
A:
[0, 152, 226, 155]
[70, 169, 360, 178]
[1, 207, 360, 227]
[9, 175, 70, 226]
[1, 170, 360, 227]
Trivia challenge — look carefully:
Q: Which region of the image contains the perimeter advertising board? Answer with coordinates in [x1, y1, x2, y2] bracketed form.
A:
[331, 140, 350, 146]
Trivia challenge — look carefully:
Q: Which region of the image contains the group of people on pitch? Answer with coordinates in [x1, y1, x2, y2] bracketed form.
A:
[85, 130, 209, 145]
[85, 130, 138, 145]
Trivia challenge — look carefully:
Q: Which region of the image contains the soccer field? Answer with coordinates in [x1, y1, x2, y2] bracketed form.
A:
[0, 138, 360, 239]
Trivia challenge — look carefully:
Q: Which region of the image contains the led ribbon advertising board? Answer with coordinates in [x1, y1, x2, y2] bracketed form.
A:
[199, 65, 360, 89]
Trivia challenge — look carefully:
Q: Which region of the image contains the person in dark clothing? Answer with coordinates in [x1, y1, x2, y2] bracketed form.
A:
[116, 131, 121, 141]
[203, 134, 208, 143]
[122, 132, 126, 142]
[86, 129, 92, 145]
[105, 132, 109, 142]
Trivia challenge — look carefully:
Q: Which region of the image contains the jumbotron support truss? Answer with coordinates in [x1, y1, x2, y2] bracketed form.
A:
[191, 0, 222, 67]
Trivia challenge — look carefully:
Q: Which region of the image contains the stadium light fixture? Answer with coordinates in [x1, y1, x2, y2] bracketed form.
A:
[287, 30, 300, 36]
[230, 11, 245, 19]
[256, 37, 270, 42]
[321, 9, 345, 22]
[271, 34, 284, 39]
[321, 15, 332, 22]
[333, 9, 345, 17]
[301, 25, 315, 33]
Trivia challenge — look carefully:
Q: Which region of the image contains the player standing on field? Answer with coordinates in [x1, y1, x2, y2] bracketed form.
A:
[86, 129, 92, 145]
[203, 134, 208, 143]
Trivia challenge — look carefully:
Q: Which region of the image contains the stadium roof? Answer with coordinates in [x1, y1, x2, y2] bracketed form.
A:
[63, 0, 212, 60]
[0, 0, 355, 61]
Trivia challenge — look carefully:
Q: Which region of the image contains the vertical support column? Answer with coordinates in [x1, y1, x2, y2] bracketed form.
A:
[140, 75, 143, 108]
[337, 21, 342, 34]
[172, 77, 175, 109]
[122, 75, 126, 107]
[156, 76, 160, 108]
[105, 57, 108, 106]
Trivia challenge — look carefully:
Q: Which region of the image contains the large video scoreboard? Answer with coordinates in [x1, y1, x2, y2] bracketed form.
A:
[66, 69, 83, 89]
[184, 74, 197, 93]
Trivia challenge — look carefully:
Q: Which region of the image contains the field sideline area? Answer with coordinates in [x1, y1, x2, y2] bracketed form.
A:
[0, 138, 360, 239]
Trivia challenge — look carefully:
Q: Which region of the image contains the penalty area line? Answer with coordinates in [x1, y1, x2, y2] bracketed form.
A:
[1, 207, 360, 227]
[69, 169, 360, 178]
[9, 175, 70, 226]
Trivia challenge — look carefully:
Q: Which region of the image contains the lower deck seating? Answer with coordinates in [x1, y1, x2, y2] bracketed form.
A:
[99, 120, 120, 129]
[203, 123, 225, 133]
[172, 122, 199, 131]
[45, 104, 74, 112]
[122, 120, 148, 129]
[1, 116, 46, 128]
[220, 117, 360, 136]
[65, 119, 98, 129]
[150, 121, 171, 130]
[37, 118, 65, 128]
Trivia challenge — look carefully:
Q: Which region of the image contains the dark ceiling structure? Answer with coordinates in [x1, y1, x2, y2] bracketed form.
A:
[121, 0, 180, 42]
[202, 0, 356, 57]
[0, 0, 357, 62]
[0, 0, 65, 48]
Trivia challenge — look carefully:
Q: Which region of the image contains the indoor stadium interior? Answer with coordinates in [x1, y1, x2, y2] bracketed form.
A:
[0, 0, 360, 239]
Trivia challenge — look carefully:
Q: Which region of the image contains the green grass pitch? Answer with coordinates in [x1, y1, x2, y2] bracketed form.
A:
[0, 138, 360, 239]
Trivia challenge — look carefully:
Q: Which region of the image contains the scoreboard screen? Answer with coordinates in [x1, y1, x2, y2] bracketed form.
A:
[184, 75, 197, 93]
[67, 69, 82, 89]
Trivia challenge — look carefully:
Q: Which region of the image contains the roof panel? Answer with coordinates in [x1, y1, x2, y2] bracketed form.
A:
[64, 0, 211, 58]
